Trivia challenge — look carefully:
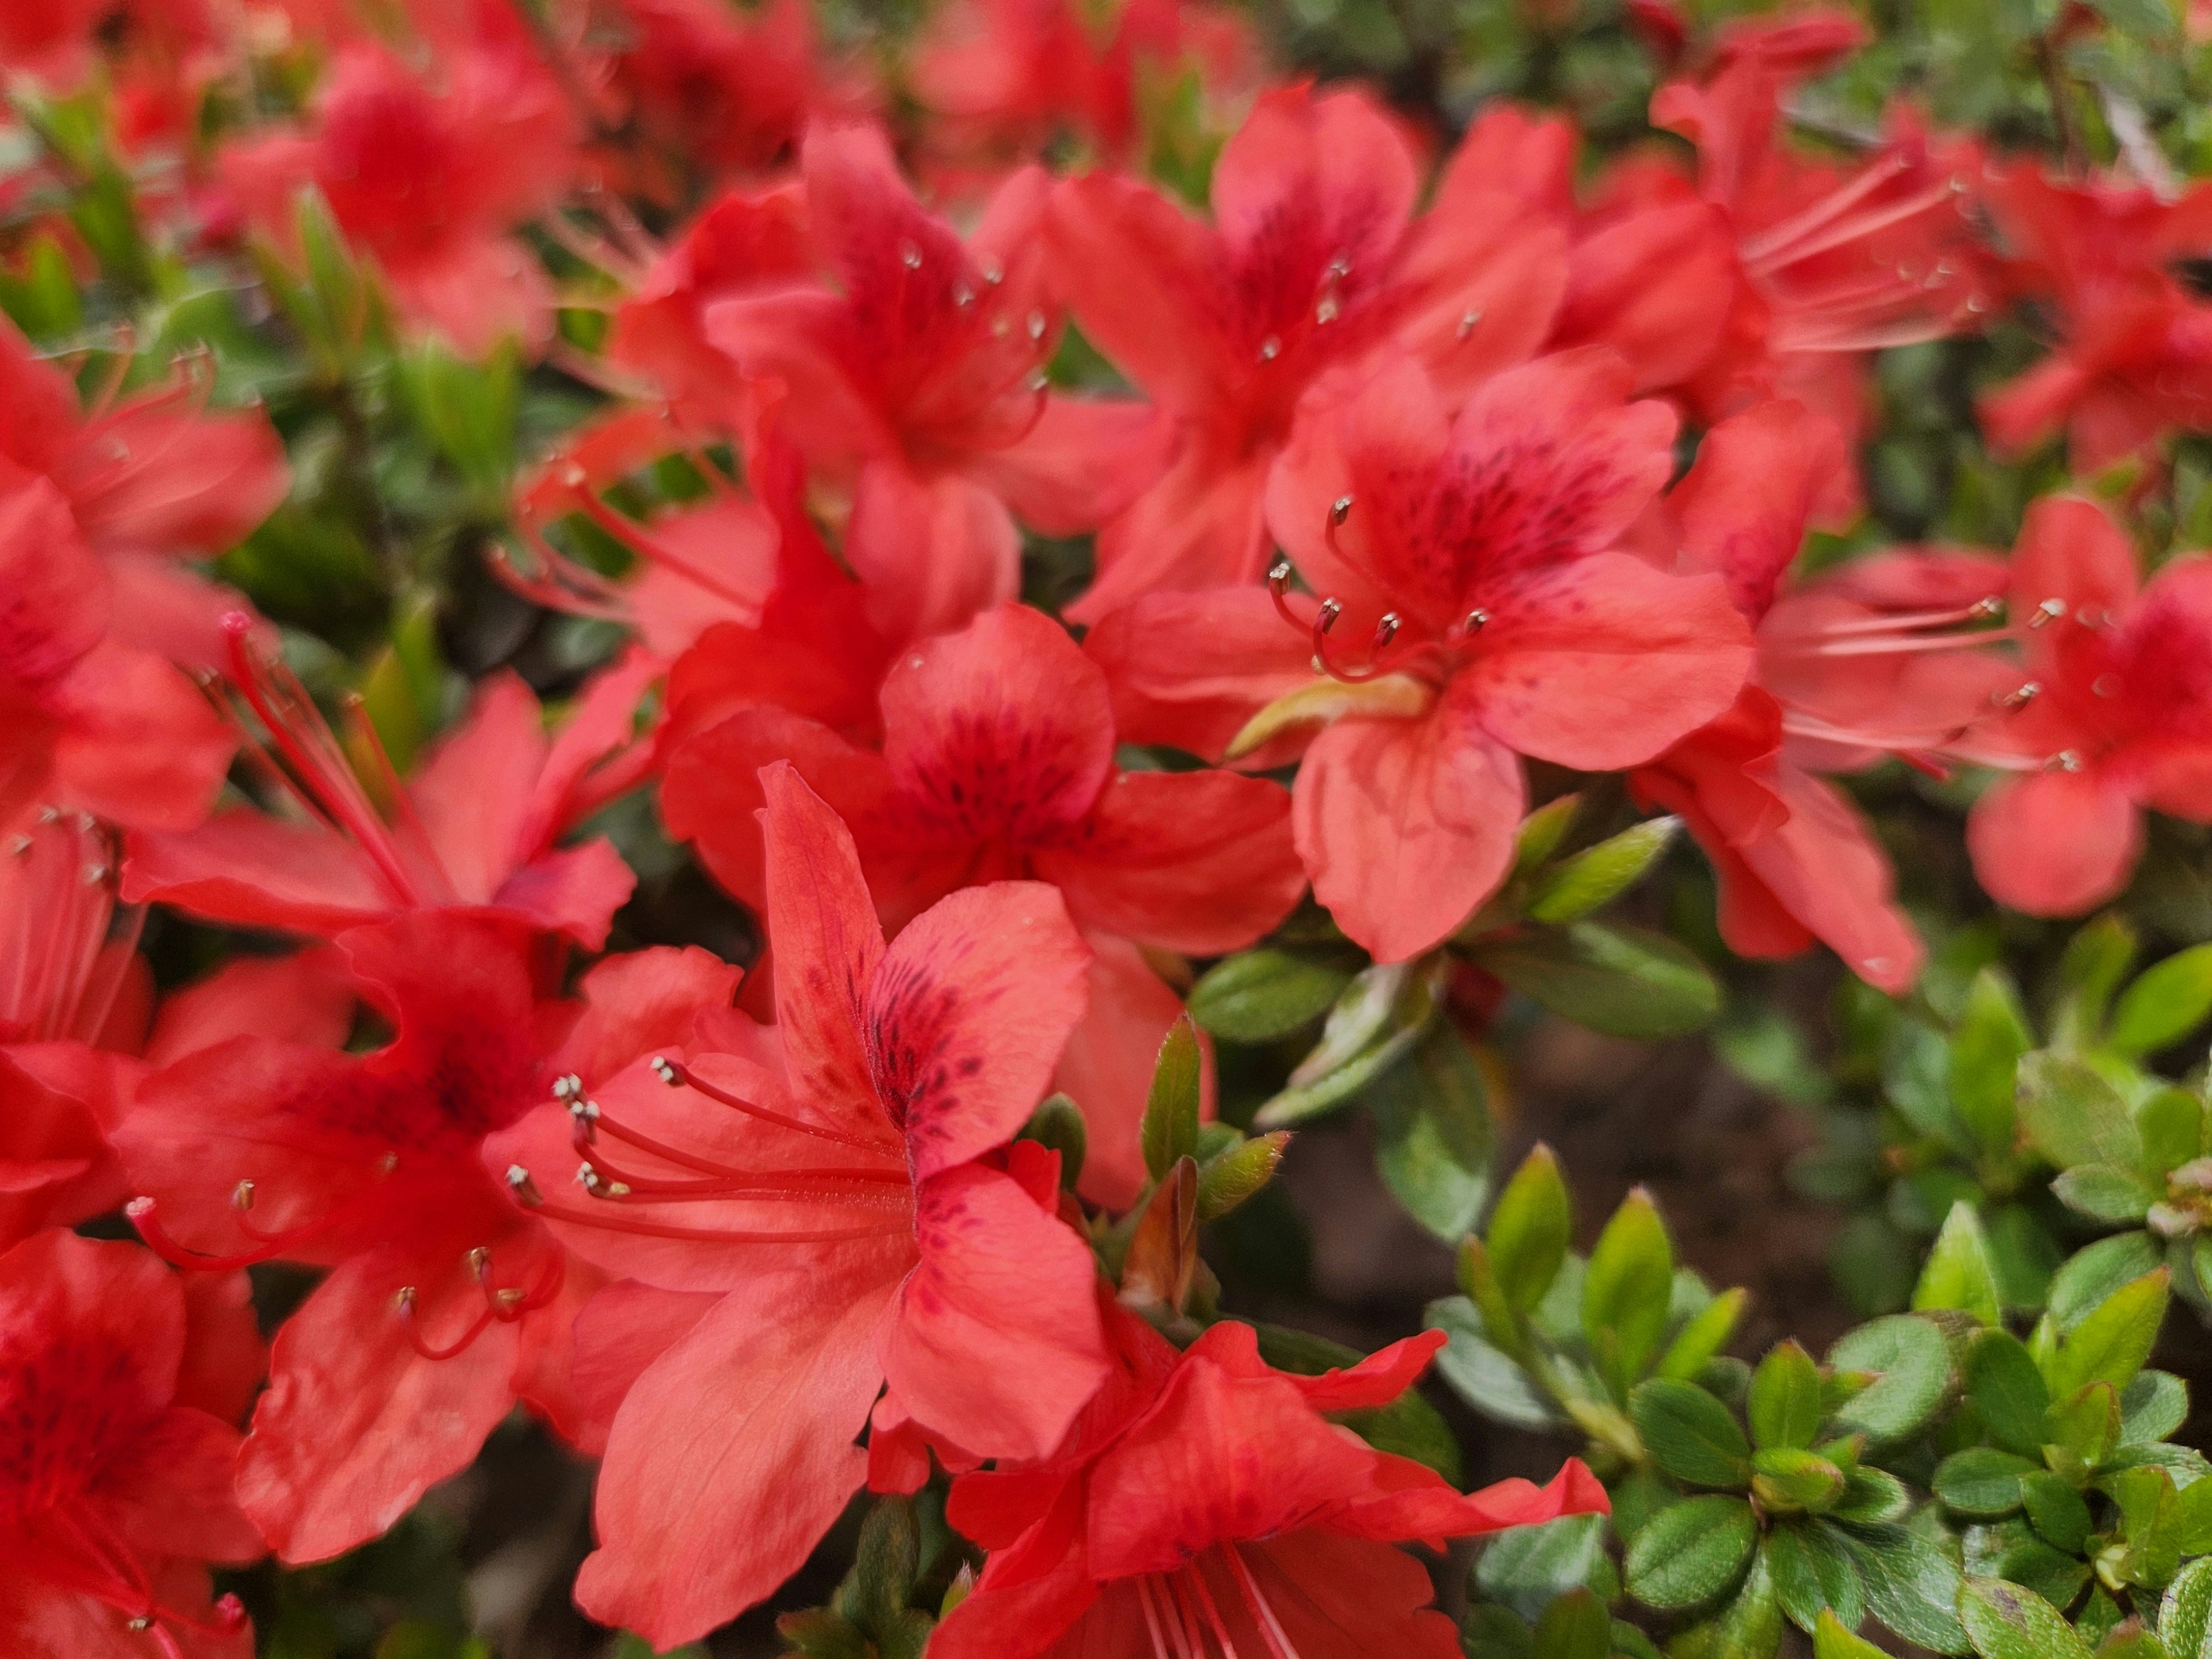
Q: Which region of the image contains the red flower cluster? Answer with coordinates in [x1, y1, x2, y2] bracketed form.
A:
[10, 0, 2212, 1650]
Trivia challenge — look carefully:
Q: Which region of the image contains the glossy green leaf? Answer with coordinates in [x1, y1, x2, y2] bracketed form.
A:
[1950, 969, 2031, 1154]
[1490, 1145, 1573, 1313]
[1772, 1525, 1866, 1634]
[1584, 1188, 1676, 1385]
[1967, 1330, 2054, 1458]
[1473, 922, 1721, 1040]
[1957, 1577, 2093, 1659]
[2052, 1165, 2159, 1225]
[1833, 1522, 1969, 1653]
[1477, 1513, 1611, 1622]
[2108, 946, 2212, 1058]
[1934, 1448, 2038, 1517]
[2158, 1558, 2212, 1659]
[1524, 816, 1680, 924]
[1369, 1024, 1492, 1240]
[2051, 1270, 2171, 1396]
[1425, 1297, 1558, 1430]
[2019, 1054, 2142, 1172]
[1749, 1340, 1824, 1452]
[1660, 1288, 1748, 1383]
[1625, 1495, 1759, 1610]
[1632, 1378, 1751, 1487]
[1828, 1316, 1950, 1442]
[1188, 949, 1353, 1043]
[1141, 1016, 1202, 1181]
[1915, 1203, 2003, 1324]
[1533, 1588, 1612, 1659]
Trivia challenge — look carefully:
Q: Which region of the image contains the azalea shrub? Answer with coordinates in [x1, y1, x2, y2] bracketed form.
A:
[15, 1, 2212, 1657]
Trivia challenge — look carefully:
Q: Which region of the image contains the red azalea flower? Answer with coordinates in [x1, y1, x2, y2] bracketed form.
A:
[0, 808, 357, 1252]
[0, 1229, 264, 1659]
[1092, 349, 1749, 963]
[1964, 495, 2212, 915]
[702, 122, 1166, 642]
[123, 622, 653, 949]
[933, 1305, 1608, 1659]
[216, 34, 579, 356]
[0, 318, 289, 574]
[1525, 10, 1988, 519]
[662, 602, 1302, 1200]
[1048, 84, 1569, 620]
[484, 763, 1109, 1647]
[603, 183, 815, 433]
[1628, 401, 2014, 991]
[1976, 168, 2212, 475]
[0, 474, 233, 833]
[112, 912, 732, 1560]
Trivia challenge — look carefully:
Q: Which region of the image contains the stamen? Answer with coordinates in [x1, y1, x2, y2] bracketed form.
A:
[1176, 1567, 1241, 1658]
[1226, 1544, 1306, 1659]
[1994, 682, 2040, 710]
[1139, 1575, 1180, 1659]
[395, 1286, 493, 1361]
[2029, 597, 2066, 628]
[219, 616, 425, 907]
[519, 1197, 911, 1245]
[129, 1165, 395, 1271]
[653, 1058, 903, 1156]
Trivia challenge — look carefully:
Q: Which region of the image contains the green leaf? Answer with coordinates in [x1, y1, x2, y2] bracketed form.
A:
[2020, 1054, 2142, 1171]
[1711, 1547, 1786, 1659]
[1426, 1297, 1559, 1430]
[1965, 1330, 2054, 1458]
[1952, 971, 2031, 1156]
[1490, 1145, 1573, 1313]
[1533, 1588, 1612, 1659]
[1660, 1289, 1748, 1382]
[2120, 1370, 2188, 1445]
[2110, 947, 2212, 1056]
[1632, 1378, 1752, 1487]
[1514, 793, 1584, 874]
[2021, 1472, 2093, 1554]
[2081, 0, 2178, 40]
[2057, 917, 2139, 1045]
[1188, 949, 1353, 1043]
[2138, 1090, 2206, 1184]
[1815, 1609, 1889, 1659]
[1749, 1340, 1824, 1452]
[1934, 1448, 2039, 1517]
[1887, 1018, 1964, 1150]
[1477, 1513, 1611, 1622]
[1957, 1577, 2094, 1659]
[1829, 1316, 1951, 1442]
[1772, 1525, 1866, 1634]
[1524, 816, 1681, 924]
[1831, 1466, 1912, 1525]
[1625, 1495, 1759, 1610]
[1196, 1131, 1288, 1222]
[1834, 1521, 1969, 1653]
[2045, 1383, 2123, 1476]
[2157, 1558, 2212, 1659]
[1752, 1448, 1847, 1513]
[1584, 1188, 1676, 1386]
[2052, 1270, 2171, 1397]
[1255, 963, 1436, 1127]
[2050, 1234, 2164, 1332]
[1472, 922, 1720, 1040]
[1141, 1016, 1203, 1181]
[1369, 1024, 1491, 1241]
[2053, 1166, 2160, 1225]
[1915, 1203, 2004, 1325]
[1338, 1387, 1465, 1485]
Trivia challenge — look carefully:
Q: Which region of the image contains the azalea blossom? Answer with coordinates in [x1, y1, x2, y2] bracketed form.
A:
[1629, 400, 2014, 991]
[0, 474, 234, 834]
[1049, 83, 1569, 619]
[1964, 494, 2212, 915]
[703, 122, 1166, 642]
[215, 28, 580, 355]
[1977, 167, 2212, 475]
[123, 619, 653, 949]
[486, 763, 1108, 1646]
[933, 1306, 1608, 1659]
[662, 601, 1301, 1199]
[113, 912, 732, 1559]
[1091, 349, 1752, 962]
[0, 1229, 264, 1659]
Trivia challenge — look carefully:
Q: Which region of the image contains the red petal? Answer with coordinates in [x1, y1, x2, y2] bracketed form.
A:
[886, 1164, 1109, 1460]
[1465, 555, 1753, 771]
[1668, 399, 1848, 620]
[869, 881, 1090, 1178]
[1296, 703, 1524, 964]
[575, 1250, 904, 1647]
[1968, 768, 2143, 916]
[1036, 769, 1302, 955]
